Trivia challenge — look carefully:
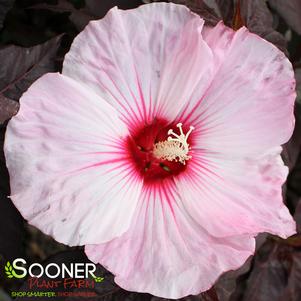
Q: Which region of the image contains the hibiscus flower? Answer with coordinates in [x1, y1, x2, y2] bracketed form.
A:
[4, 2, 296, 299]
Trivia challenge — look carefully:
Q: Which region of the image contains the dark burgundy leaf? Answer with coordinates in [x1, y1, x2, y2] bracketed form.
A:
[214, 235, 267, 301]
[0, 94, 19, 124]
[215, 259, 252, 301]
[107, 290, 152, 301]
[294, 198, 301, 233]
[183, 0, 223, 26]
[0, 96, 23, 264]
[239, 0, 287, 54]
[0, 35, 63, 101]
[29, 1, 143, 35]
[269, 0, 301, 35]
[202, 0, 235, 26]
[0, 0, 14, 30]
[232, 237, 301, 301]
[213, 0, 234, 24]
[0, 289, 11, 301]
[24, 225, 69, 262]
[0, 191, 24, 262]
[200, 287, 219, 301]
[286, 153, 301, 214]
[282, 101, 301, 172]
[285, 69, 301, 212]
[68, 9, 93, 31]
[85, 0, 143, 18]
[73, 0, 143, 31]
[28, 1, 93, 32]
[0, 118, 24, 288]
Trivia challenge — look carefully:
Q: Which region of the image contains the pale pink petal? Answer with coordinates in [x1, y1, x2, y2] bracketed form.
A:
[178, 24, 295, 155]
[62, 3, 214, 130]
[85, 182, 255, 299]
[171, 22, 296, 240]
[202, 22, 236, 67]
[4, 73, 143, 246]
[175, 147, 296, 240]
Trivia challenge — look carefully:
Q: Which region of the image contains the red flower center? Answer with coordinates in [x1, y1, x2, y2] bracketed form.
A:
[126, 118, 193, 183]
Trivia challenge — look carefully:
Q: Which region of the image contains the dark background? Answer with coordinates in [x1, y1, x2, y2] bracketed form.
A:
[0, 1, 301, 300]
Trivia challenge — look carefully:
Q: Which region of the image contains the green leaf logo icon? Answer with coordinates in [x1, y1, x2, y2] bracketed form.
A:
[5, 262, 14, 278]
[92, 275, 104, 283]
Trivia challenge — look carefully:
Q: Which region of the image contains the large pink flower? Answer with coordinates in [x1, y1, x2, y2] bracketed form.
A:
[4, 2, 296, 299]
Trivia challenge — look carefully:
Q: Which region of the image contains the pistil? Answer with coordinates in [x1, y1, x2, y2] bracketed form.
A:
[153, 123, 194, 165]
